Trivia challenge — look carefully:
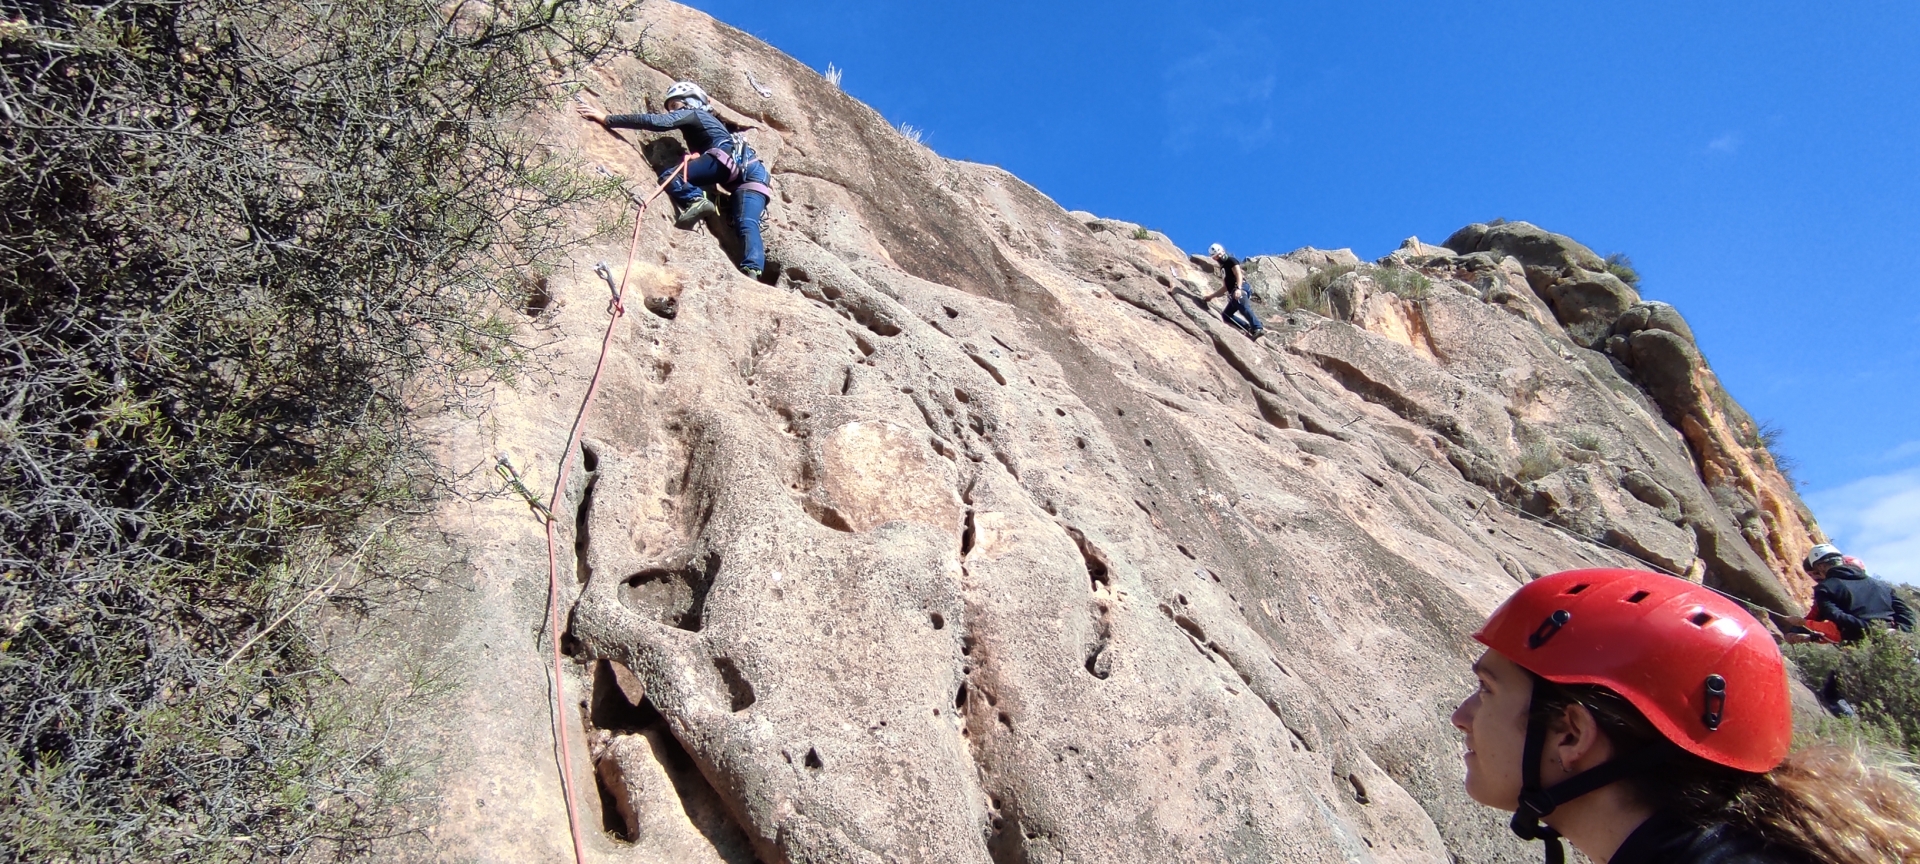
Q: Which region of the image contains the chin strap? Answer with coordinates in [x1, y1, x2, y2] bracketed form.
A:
[1511, 692, 1676, 864]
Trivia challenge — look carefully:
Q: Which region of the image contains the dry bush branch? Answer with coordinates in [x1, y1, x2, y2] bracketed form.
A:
[0, 0, 639, 858]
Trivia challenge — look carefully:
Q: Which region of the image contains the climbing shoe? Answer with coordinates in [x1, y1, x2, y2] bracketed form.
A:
[740, 266, 763, 281]
[674, 195, 718, 228]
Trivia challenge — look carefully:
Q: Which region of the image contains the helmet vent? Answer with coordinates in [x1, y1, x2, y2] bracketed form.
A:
[1565, 583, 1589, 595]
[1625, 590, 1650, 604]
[1527, 610, 1572, 648]
[1690, 611, 1714, 627]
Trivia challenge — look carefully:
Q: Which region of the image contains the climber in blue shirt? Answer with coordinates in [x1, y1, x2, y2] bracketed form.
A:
[577, 81, 773, 280]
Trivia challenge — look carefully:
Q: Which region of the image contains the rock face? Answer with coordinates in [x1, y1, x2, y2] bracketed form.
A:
[387, 5, 1825, 863]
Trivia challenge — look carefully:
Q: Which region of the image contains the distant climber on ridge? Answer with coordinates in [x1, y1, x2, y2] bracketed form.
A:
[576, 81, 773, 280]
[1199, 243, 1264, 339]
[1778, 544, 1914, 644]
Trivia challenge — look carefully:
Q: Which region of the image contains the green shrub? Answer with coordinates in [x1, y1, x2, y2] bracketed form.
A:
[1373, 266, 1432, 300]
[0, 1, 631, 858]
[1282, 264, 1354, 315]
[1785, 629, 1920, 760]
[1604, 252, 1641, 287]
[1516, 441, 1564, 483]
[1564, 427, 1605, 453]
[1131, 226, 1152, 240]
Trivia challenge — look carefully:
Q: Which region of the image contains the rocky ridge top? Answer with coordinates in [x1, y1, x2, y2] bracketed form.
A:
[390, 4, 1825, 862]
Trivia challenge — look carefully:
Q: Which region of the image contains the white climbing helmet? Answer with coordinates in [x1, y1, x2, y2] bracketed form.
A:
[663, 80, 712, 111]
[1208, 243, 1227, 259]
[1803, 543, 1843, 572]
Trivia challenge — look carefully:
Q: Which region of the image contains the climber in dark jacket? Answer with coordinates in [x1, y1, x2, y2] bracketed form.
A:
[1199, 243, 1264, 338]
[576, 81, 773, 279]
[1780, 544, 1914, 643]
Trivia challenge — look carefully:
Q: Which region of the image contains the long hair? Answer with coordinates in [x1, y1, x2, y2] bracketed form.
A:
[1532, 679, 1920, 864]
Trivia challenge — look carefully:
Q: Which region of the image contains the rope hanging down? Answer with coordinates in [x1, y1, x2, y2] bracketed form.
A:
[539, 154, 693, 864]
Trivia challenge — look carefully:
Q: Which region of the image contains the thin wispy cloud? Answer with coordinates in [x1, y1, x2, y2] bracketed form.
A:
[1884, 439, 1920, 462]
[1707, 132, 1741, 154]
[1807, 467, 1920, 585]
[1161, 28, 1279, 153]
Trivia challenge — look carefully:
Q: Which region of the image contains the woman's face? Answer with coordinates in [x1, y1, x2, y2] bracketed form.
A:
[1451, 648, 1534, 809]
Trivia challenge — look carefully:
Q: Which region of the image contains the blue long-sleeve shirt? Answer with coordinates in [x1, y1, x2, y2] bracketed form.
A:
[604, 107, 738, 156]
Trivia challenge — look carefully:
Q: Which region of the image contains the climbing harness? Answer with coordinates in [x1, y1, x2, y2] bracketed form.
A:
[535, 153, 694, 864]
[706, 130, 774, 199]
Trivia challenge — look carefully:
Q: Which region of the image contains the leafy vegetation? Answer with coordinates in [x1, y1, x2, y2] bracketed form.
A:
[1372, 266, 1432, 300]
[1515, 441, 1565, 483]
[1787, 628, 1920, 760]
[0, 1, 632, 858]
[1604, 252, 1641, 287]
[1131, 226, 1153, 240]
[1281, 264, 1355, 315]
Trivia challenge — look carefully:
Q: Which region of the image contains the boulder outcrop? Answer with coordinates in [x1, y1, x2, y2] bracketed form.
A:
[382, 6, 1826, 863]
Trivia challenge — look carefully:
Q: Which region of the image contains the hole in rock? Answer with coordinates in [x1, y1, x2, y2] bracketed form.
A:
[1176, 544, 1194, 560]
[960, 509, 976, 556]
[786, 266, 812, 283]
[955, 681, 969, 709]
[1143, 438, 1153, 448]
[596, 766, 632, 841]
[852, 334, 875, 356]
[804, 748, 824, 771]
[1076, 437, 1087, 450]
[839, 367, 854, 395]
[523, 276, 553, 317]
[930, 611, 946, 630]
[970, 354, 1008, 385]
[962, 637, 976, 657]
[1348, 774, 1371, 805]
[943, 306, 959, 318]
[619, 552, 719, 632]
[1064, 527, 1111, 591]
[1054, 407, 1066, 417]
[806, 501, 855, 533]
[714, 656, 756, 712]
[1084, 640, 1110, 681]
[590, 660, 649, 730]
[955, 388, 971, 404]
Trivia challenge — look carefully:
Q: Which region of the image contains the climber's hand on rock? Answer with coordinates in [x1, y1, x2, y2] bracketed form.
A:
[574, 103, 609, 125]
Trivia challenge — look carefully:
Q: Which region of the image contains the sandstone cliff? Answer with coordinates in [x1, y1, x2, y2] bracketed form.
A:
[386, 4, 1824, 862]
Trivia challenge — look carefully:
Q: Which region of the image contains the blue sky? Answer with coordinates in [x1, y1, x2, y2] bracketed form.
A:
[682, 0, 1920, 580]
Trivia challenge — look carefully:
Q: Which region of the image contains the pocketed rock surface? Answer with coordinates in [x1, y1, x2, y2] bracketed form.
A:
[382, 4, 1826, 862]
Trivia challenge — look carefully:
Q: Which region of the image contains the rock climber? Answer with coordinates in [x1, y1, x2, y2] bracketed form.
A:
[1199, 243, 1264, 338]
[576, 81, 773, 280]
[1778, 544, 1914, 645]
[1453, 567, 1920, 864]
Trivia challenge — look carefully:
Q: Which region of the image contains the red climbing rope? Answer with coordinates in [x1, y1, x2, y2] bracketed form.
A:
[543, 154, 693, 864]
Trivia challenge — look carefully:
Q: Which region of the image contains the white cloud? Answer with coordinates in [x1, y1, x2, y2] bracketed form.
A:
[1707, 132, 1741, 154]
[1806, 467, 1920, 585]
[1883, 439, 1920, 462]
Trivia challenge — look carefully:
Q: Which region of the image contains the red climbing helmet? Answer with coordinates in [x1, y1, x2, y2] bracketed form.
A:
[1474, 568, 1792, 774]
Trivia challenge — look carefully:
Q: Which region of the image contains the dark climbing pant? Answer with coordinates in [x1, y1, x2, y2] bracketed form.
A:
[1223, 293, 1263, 333]
[662, 155, 770, 273]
